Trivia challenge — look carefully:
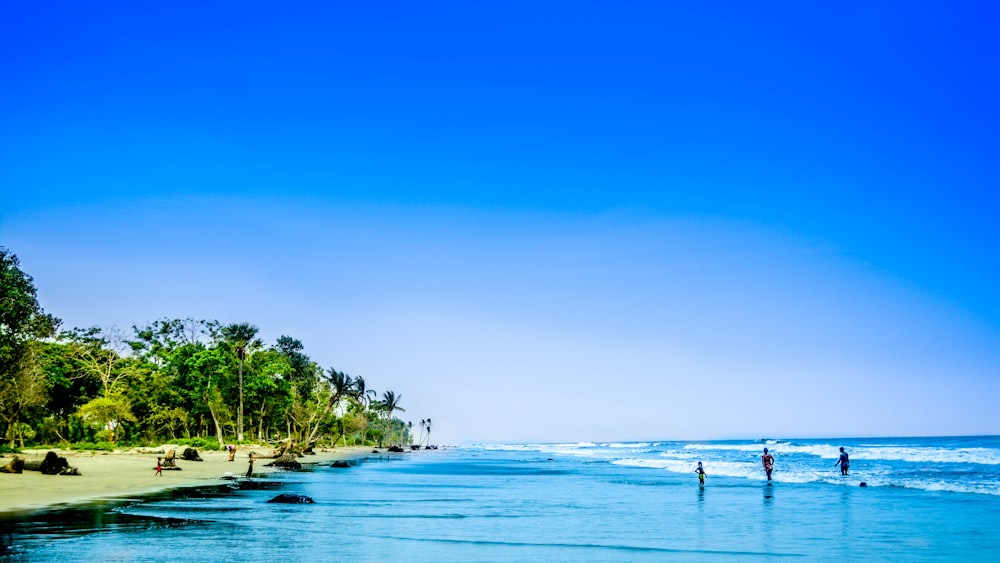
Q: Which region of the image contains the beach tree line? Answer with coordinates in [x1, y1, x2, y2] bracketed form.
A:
[0, 247, 416, 451]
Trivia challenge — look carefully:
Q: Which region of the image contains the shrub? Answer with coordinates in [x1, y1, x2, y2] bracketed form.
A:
[69, 441, 116, 452]
[172, 437, 220, 451]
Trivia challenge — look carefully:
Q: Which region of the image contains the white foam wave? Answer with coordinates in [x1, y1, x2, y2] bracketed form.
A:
[852, 447, 1000, 465]
[601, 442, 652, 448]
[683, 442, 1000, 465]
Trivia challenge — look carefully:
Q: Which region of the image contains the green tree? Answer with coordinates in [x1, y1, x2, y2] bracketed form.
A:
[304, 368, 358, 446]
[63, 326, 142, 399]
[0, 342, 48, 447]
[276, 335, 319, 398]
[186, 345, 233, 448]
[245, 348, 293, 441]
[0, 248, 60, 446]
[379, 390, 405, 446]
[220, 323, 261, 442]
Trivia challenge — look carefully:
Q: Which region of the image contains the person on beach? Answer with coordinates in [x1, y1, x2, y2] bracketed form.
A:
[226, 444, 237, 462]
[835, 447, 850, 475]
[761, 448, 774, 481]
[246, 453, 255, 479]
[154, 457, 163, 476]
[695, 461, 706, 486]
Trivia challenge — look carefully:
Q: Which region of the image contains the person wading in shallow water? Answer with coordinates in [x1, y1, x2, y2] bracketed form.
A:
[246, 453, 255, 479]
[694, 461, 707, 486]
[835, 447, 850, 475]
[762, 448, 775, 481]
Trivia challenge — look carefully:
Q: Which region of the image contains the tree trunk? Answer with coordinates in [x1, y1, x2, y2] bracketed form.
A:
[304, 396, 338, 446]
[237, 361, 244, 442]
[207, 403, 225, 449]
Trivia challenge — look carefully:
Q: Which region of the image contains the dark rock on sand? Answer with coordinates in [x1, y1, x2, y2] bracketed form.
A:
[331, 460, 351, 468]
[181, 448, 203, 461]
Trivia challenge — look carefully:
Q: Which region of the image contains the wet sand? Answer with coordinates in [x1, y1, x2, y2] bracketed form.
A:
[0, 445, 370, 516]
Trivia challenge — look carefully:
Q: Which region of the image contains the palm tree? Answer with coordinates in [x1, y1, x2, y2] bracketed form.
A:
[304, 368, 357, 445]
[380, 390, 404, 446]
[220, 322, 261, 442]
[424, 418, 432, 447]
[354, 375, 377, 408]
[417, 419, 426, 446]
[354, 376, 376, 445]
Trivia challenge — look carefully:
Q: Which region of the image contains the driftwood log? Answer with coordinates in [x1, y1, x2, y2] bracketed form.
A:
[259, 442, 307, 460]
[20, 451, 79, 475]
[162, 449, 177, 468]
[265, 454, 302, 470]
[0, 456, 25, 473]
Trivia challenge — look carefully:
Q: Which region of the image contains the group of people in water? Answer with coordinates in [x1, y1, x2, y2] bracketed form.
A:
[694, 446, 850, 485]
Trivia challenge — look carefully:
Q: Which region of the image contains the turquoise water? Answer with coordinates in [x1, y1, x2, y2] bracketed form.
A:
[3, 436, 999, 561]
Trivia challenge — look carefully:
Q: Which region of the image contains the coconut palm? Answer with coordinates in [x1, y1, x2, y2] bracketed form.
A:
[354, 375, 377, 407]
[220, 322, 261, 442]
[304, 367, 357, 445]
[352, 376, 377, 445]
[424, 418, 432, 447]
[380, 390, 404, 446]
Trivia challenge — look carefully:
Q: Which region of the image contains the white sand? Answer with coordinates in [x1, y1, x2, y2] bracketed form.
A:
[0, 445, 370, 515]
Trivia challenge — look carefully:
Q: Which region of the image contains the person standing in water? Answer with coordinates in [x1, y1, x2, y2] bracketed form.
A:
[835, 447, 850, 475]
[761, 448, 775, 481]
[246, 453, 255, 479]
[694, 461, 707, 486]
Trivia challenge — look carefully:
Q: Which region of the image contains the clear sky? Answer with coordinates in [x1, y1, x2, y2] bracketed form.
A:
[2, 2, 998, 444]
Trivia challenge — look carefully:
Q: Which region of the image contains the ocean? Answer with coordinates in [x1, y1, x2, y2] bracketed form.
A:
[3, 436, 999, 561]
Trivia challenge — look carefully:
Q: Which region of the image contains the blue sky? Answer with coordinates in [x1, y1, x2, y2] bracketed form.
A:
[2, 2, 998, 443]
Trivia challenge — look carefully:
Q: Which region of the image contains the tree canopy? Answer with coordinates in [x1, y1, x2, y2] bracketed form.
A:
[0, 248, 425, 451]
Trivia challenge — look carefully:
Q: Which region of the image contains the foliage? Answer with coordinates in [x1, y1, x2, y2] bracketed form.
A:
[69, 441, 116, 452]
[170, 436, 221, 450]
[0, 247, 429, 450]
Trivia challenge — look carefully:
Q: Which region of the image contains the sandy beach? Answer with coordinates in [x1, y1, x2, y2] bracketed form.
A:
[0, 445, 370, 516]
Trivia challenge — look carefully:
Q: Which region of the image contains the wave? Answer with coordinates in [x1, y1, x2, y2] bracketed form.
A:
[682, 443, 1000, 465]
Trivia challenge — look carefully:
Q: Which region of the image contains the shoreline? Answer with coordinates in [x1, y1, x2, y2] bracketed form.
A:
[0, 445, 372, 517]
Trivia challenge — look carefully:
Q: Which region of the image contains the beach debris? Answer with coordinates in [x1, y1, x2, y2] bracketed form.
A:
[23, 451, 71, 475]
[0, 455, 25, 473]
[181, 447, 203, 462]
[162, 449, 177, 468]
[266, 493, 315, 504]
[265, 453, 302, 470]
[59, 466, 81, 476]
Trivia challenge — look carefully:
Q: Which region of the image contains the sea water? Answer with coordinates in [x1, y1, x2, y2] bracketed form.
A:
[2, 436, 999, 561]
